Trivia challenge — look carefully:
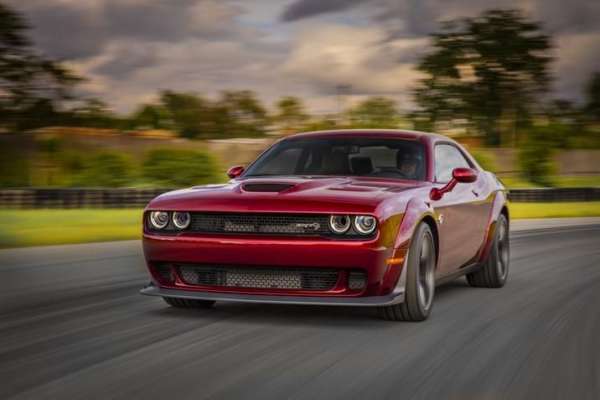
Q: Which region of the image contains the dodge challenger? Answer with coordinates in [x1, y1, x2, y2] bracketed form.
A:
[141, 129, 509, 321]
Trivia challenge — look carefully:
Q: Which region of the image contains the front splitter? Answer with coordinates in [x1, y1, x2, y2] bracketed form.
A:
[140, 282, 404, 307]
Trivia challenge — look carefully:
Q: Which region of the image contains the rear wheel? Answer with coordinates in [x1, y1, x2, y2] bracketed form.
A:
[378, 222, 436, 321]
[163, 297, 216, 309]
[467, 214, 509, 288]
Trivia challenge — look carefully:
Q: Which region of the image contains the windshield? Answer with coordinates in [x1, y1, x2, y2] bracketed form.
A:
[244, 137, 426, 180]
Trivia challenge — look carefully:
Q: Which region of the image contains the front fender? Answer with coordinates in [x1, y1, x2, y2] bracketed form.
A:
[476, 190, 508, 263]
[379, 196, 437, 295]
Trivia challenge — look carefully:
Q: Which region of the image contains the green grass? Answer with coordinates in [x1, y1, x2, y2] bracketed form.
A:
[0, 209, 142, 248]
[551, 175, 600, 188]
[1, 203, 600, 248]
[501, 175, 600, 189]
[509, 202, 600, 219]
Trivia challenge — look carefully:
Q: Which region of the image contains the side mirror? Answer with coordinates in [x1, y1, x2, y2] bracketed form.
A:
[227, 165, 245, 179]
[430, 167, 478, 200]
[452, 167, 478, 183]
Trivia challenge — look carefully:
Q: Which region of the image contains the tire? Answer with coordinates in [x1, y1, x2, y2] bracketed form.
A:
[163, 297, 216, 309]
[467, 214, 510, 288]
[378, 222, 436, 321]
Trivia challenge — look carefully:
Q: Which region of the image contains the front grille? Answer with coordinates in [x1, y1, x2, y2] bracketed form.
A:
[177, 264, 339, 291]
[189, 213, 331, 236]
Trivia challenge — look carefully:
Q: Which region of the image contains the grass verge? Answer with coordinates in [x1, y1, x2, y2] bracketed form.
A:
[1, 203, 600, 248]
[0, 209, 142, 248]
[508, 202, 600, 219]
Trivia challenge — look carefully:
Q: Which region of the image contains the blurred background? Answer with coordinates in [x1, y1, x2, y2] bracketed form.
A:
[1, 0, 599, 247]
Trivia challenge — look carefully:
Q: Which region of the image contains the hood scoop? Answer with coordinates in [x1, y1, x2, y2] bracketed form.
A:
[241, 183, 295, 192]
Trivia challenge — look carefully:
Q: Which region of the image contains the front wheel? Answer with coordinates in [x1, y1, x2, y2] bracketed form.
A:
[378, 222, 436, 321]
[163, 297, 216, 309]
[467, 214, 510, 288]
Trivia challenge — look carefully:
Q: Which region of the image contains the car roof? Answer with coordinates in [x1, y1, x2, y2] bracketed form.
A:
[285, 129, 449, 142]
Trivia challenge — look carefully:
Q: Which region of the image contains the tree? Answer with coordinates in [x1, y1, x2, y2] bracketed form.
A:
[217, 90, 268, 137]
[0, 3, 80, 132]
[584, 72, 600, 121]
[414, 9, 552, 146]
[68, 99, 123, 129]
[275, 96, 309, 133]
[129, 103, 172, 130]
[518, 126, 556, 186]
[347, 97, 399, 128]
[159, 91, 208, 138]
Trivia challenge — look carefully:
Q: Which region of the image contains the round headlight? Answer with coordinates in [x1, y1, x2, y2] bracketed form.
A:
[329, 215, 351, 234]
[149, 211, 169, 229]
[354, 215, 377, 235]
[172, 212, 191, 229]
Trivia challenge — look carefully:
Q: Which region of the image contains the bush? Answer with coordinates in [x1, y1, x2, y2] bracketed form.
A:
[142, 149, 219, 187]
[72, 152, 134, 187]
[518, 128, 557, 186]
[0, 143, 30, 187]
[469, 148, 496, 172]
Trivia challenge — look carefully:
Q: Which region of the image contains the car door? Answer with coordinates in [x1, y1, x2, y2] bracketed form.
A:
[432, 143, 483, 276]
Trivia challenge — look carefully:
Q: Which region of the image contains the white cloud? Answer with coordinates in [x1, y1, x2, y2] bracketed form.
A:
[283, 25, 426, 102]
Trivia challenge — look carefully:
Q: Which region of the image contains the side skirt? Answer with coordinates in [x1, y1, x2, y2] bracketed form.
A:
[435, 263, 482, 286]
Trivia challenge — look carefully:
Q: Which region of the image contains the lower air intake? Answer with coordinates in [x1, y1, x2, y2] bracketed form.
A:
[177, 264, 339, 291]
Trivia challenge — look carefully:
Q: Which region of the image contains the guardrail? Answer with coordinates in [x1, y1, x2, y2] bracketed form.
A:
[0, 187, 599, 208]
[0, 188, 171, 208]
[507, 188, 600, 202]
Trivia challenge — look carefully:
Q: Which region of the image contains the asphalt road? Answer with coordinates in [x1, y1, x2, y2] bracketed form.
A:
[1, 223, 599, 400]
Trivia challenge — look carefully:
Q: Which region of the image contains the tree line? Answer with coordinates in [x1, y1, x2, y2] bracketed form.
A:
[1, 4, 599, 148]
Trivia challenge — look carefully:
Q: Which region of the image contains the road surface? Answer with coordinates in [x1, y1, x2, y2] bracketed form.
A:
[1, 222, 599, 399]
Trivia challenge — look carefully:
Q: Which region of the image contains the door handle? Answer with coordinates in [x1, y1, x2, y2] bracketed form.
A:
[472, 190, 479, 197]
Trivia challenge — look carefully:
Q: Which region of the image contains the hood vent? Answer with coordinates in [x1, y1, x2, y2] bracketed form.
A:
[242, 183, 294, 192]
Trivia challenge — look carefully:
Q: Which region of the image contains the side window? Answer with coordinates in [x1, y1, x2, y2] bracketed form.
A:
[434, 144, 471, 183]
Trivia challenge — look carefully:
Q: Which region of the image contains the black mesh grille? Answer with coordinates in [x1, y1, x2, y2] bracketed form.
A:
[153, 264, 174, 284]
[177, 264, 339, 291]
[189, 213, 331, 236]
[348, 271, 367, 290]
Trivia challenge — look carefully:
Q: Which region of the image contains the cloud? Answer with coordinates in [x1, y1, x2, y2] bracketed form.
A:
[281, 0, 369, 22]
[282, 0, 600, 36]
[70, 36, 298, 112]
[531, 0, 600, 34]
[6, 0, 253, 60]
[553, 33, 600, 101]
[281, 0, 600, 103]
[282, 24, 426, 106]
[91, 42, 162, 79]
[5, 0, 599, 113]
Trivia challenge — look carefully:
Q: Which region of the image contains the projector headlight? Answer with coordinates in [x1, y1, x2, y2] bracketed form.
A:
[329, 215, 351, 234]
[354, 215, 377, 235]
[149, 211, 169, 229]
[172, 211, 191, 229]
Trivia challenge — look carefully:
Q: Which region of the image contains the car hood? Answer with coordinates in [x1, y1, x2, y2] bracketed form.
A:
[147, 177, 428, 214]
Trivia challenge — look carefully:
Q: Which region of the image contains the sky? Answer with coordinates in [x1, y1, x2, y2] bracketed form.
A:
[6, 0, 600, 114]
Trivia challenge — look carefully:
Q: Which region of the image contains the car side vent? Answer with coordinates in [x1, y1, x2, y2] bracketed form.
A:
[242, 183, 294, 192]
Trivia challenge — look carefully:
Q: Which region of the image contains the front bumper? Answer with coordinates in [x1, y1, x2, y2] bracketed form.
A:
[143, 234, 403, 305]
[141, 281, 405, 307]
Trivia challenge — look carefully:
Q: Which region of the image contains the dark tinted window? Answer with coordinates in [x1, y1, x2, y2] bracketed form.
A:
[245, 137, 426, 180]
[434, 144, 471, 182]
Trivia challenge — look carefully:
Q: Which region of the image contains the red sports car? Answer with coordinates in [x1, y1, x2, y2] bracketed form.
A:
[141, 129, 509, 321]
